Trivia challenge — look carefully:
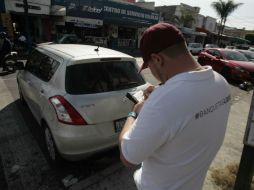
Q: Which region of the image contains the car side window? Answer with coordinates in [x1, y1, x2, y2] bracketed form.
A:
[26, 50, 60, 81]
[213, 50, 221, 57]
[38, 55, 60, 82]
[25, 50, 42, 74]
[207, 50, 214, 56]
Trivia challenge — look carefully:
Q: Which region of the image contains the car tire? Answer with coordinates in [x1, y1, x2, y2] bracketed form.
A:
[221, 67, 231, 80]
[43, 123, 63, 166]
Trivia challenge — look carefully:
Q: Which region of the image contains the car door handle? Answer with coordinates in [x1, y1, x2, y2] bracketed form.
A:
[26, 80, 31, 85]
[40, 89, 44, 94]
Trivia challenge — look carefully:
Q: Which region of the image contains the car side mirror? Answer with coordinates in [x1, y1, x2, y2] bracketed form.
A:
[215, 56, 221, 60]
[15, 61, 25, 70]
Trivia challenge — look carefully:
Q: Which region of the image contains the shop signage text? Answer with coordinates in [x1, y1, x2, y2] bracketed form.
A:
[104, 6, 158, 21]
[67, 3, 103, 14]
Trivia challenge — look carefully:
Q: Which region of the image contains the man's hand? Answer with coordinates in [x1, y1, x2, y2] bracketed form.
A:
[132, 101, 144, 114]
[143, 85, 155, 100]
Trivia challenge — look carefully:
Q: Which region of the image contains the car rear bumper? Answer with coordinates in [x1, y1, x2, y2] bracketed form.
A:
[52, 121, 121, 161]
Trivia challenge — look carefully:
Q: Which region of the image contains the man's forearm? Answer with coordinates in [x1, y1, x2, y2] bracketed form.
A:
[119, 116, 136, 142]
[119, 116, 136, 167]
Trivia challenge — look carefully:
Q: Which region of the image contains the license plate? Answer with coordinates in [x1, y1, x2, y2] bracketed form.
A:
[114, 118, 126, 133]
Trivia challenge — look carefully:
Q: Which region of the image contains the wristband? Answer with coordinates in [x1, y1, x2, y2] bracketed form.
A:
[127, 112, 138, 119]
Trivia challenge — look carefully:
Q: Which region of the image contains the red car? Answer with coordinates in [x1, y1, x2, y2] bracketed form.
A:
[198, 48, 254, 83]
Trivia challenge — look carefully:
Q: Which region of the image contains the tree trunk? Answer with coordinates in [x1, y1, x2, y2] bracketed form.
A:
[220, 18, 227, 46]
[217, 19, 223, 45]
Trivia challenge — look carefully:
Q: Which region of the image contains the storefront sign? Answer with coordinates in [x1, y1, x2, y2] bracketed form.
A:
[4, 0, 50, 15]
[53, 0, 104, 26]
[54, 0, 104, 19]
[53, 0, 159, 27]
[244, 92, 254, 147]
[103, 1, 159, 26]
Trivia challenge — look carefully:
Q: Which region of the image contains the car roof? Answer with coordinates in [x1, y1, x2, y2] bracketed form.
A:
[206, 48, 237, 52]
[36, 44, 134, 60]
[235, 49, 253, 53]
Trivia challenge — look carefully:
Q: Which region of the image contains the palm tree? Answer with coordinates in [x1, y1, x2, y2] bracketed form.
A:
[211, 0, 243, 43]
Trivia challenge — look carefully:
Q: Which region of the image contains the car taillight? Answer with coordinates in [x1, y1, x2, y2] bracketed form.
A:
[49, 95, 87, 125]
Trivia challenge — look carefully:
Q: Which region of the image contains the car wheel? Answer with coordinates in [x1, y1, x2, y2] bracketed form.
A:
[43, 124, 63, 166]
[221, 67, 231, 80]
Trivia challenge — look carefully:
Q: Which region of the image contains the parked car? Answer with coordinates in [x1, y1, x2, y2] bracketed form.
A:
[225, 46, 235, 49]
[249, 47, 254, 52]
[187, 43, 203, 54]
[17, 44, 148, 164]
[205, 44, 219, 49]
[198, 48, 254, 83]
[236, 49, 254, 62]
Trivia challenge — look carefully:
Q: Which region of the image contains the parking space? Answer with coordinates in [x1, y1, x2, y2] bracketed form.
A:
[0, 57, 253, 190]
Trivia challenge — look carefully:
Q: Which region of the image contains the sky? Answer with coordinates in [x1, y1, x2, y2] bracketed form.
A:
[146, 0, 254, 30]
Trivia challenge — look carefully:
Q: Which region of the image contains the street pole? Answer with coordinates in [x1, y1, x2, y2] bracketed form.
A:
[234, 145, 254, 189]
[23, 0, 31, 51]
[234, 92, 254, 190]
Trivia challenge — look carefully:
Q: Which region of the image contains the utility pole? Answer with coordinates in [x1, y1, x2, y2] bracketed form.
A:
[23, 0, 31, 51]
[234, 92, 254, 190]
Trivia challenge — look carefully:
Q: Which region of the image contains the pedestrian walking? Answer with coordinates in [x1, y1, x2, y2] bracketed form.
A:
[119, 23, 231, 190]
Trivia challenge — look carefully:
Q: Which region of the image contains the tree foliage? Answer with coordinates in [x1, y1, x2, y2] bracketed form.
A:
[211, 0, 243, 42]
[245, 33, 254, 44]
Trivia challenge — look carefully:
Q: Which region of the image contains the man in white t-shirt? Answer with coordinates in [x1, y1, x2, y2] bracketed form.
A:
[119, 23, 231, 190]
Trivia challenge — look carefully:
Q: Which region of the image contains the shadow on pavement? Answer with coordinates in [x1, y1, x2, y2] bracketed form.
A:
[0, 98, 123, 190]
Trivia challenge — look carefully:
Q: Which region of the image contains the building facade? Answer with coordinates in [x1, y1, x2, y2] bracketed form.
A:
[1, 0, 159, 50]
[3, 0, 52, 41]
[203, 16, 216, 33]
[155, 3, 206, 44]
[51, 0, 159, 49]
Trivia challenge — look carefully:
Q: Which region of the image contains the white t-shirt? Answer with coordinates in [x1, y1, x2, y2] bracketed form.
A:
[121, 66, 231, 190]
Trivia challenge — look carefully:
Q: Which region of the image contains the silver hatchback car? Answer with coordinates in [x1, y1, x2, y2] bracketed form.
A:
[17, 44, 147, 164]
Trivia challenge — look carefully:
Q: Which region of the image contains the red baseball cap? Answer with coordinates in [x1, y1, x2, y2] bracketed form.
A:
[139, 23, 185, 72]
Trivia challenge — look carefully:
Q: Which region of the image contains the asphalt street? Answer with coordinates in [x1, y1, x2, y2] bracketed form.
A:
[0, 57, 252, 190]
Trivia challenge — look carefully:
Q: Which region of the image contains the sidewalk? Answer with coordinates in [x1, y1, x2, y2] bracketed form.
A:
[70, 89, 252, 190]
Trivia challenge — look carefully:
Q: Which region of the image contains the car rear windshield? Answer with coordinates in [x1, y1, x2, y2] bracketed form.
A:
[65, 61, 146, 94]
